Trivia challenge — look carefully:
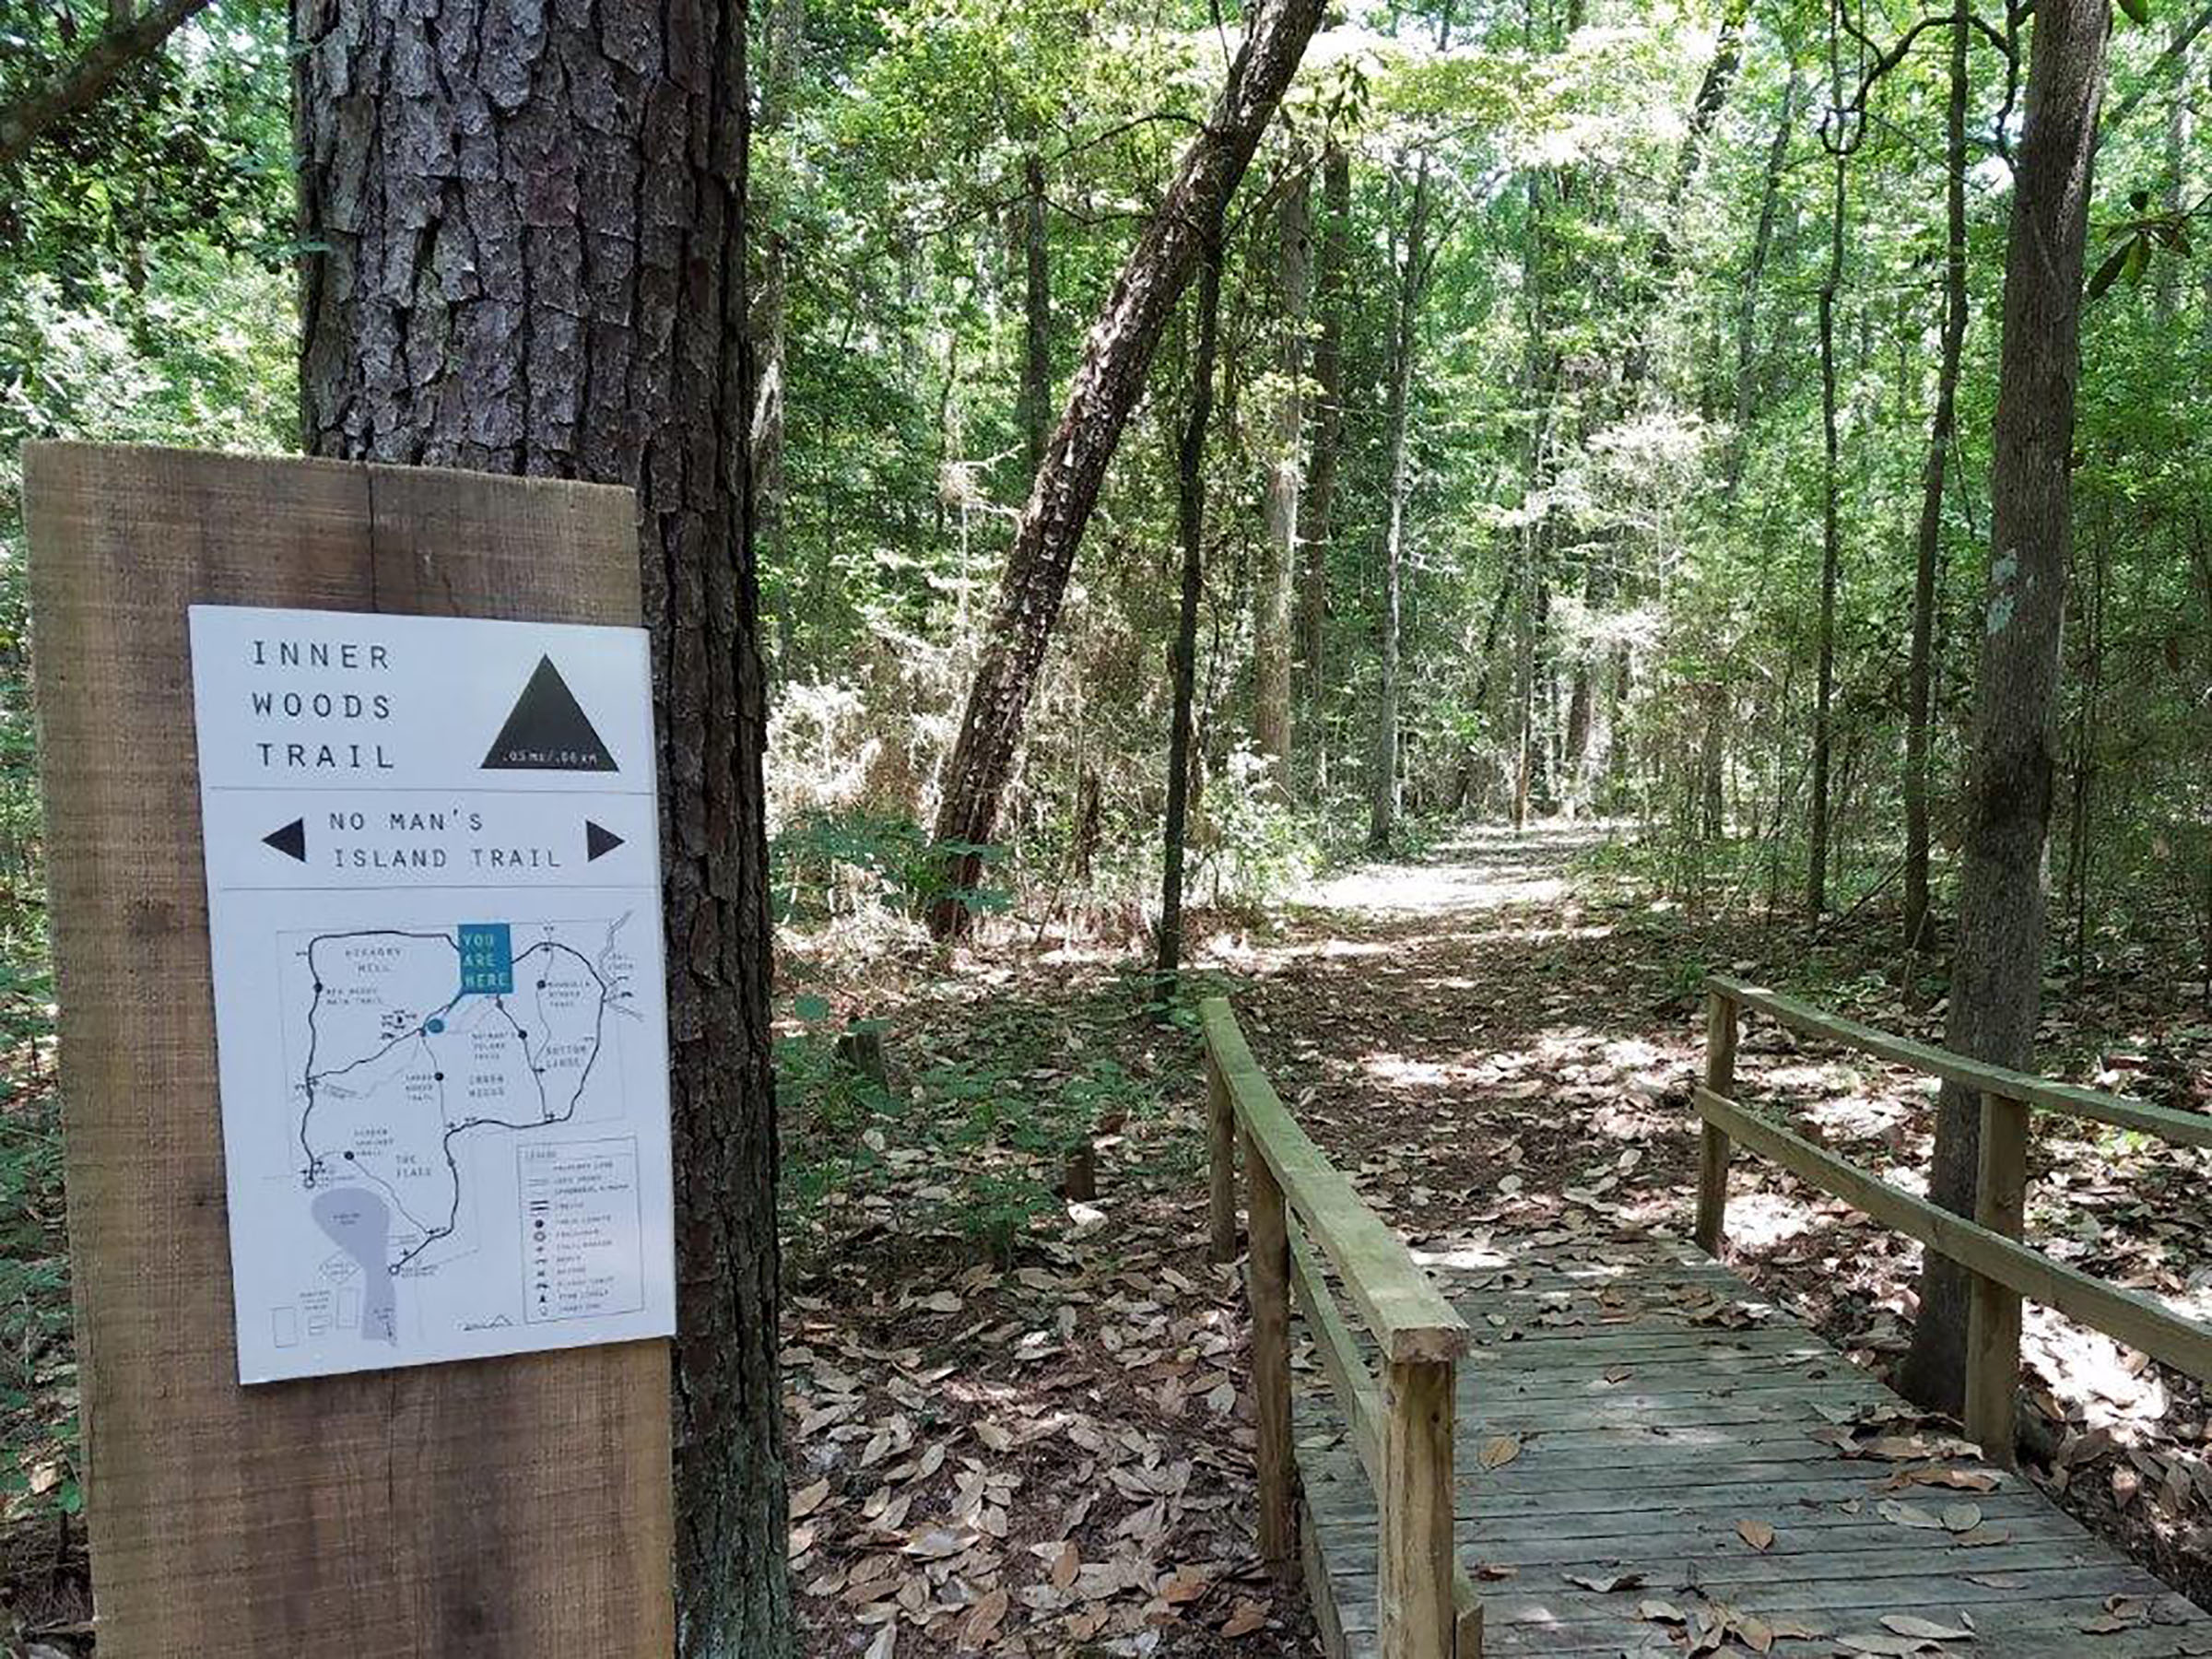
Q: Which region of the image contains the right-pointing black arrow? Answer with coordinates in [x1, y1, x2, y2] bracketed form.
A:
[264, 818, 307, 862]
[585, 820, 624, 862]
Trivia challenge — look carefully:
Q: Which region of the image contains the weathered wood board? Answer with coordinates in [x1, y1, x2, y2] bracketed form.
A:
[1294, 1232, 2209, 1658]
[24, 443, 675, 1655]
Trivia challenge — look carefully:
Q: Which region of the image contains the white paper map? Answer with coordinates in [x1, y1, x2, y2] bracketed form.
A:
[187, 605, 677, 1383]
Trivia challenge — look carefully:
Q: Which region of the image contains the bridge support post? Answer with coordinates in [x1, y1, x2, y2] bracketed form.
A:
[1966, 1088, 2029, 1467]
[1695, 988, 1740, 1253]
[1381, 1358, 1455, 1659]
[1245, 1131, 1297, 1571]
[1209, 1053, 1240, 1262]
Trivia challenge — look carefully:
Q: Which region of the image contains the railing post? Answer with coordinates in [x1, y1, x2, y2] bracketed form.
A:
[1207, 1050, 1240, 1263]
[1244, 1131, 1296, 1571]
[1966, 1088, 2030, 1466]
[1380, 1357, 1454, 1659]
[1694, 987, 1739, 1254]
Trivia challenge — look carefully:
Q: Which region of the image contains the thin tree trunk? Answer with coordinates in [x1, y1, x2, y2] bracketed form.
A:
[1298, 147, 1351, 716]
[295, 0, 788, 1649]
[1725, 74, 1799, 498]
[1370, 154, 1432, 850]
[1899, 0, 2110, 1417]
[1159, 249, 1224, 977]
[1809, 149, 1846, 918]
[1905, 0, 1971, 952]
[2159, 18, 2192, 319]
[2065, 521, 2109, 963]
[1255, 166, 1311, 790]
[926, 0, 1326, 936]
[1022, 149, 1053, 477]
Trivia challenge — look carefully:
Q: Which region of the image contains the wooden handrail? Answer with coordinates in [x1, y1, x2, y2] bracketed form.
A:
[1693, 1086, 2212, 1378]
[1693, 979, 2212, 1470]
[1200, 996, 1477, 1658]
[1201, 998, 1469, 1362]
[1706, 976, 2212, 1148]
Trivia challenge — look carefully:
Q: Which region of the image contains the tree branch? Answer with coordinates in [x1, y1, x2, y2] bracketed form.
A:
[0, 0, 219, 169]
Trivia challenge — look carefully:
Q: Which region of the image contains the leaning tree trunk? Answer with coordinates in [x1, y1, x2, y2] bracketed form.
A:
[1898, 0, 2109, 1417]
[1904, 0, 1971, 953]
[925, 0, 1327, 937]
[1158, 248, 1224, 978]
[1369, 154, 1432, 850]
[1253, 165, 1311, 793]
[294, 0, 789, 1649]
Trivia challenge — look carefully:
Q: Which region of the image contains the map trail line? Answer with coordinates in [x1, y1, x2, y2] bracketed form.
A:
[298, 927, 615, 1272]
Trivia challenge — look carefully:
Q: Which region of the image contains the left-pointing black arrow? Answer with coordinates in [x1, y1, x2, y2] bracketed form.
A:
[264, 818, 307, 862]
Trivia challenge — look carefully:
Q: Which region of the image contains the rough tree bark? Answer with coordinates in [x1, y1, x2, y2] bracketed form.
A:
[1158, 248, 1224, 978]
[1297, 146, 1350, 724]
[1254, 165, 1311, 791]
[1369, 153, 1432, 850]
[1898, 0, 2109, 1416]
[1904, 0, 1970, 953]
[294, 0, 790, 1648]
[925, 0, 1327, 936]
[1808, 148, 1845, 918]
[0, 0, 215, 167]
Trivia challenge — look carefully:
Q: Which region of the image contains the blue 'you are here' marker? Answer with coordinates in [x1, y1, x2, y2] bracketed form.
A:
[456, 923, 515, 994]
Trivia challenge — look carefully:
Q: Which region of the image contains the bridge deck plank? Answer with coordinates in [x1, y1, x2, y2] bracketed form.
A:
[1294, 1233, 2206, 1658]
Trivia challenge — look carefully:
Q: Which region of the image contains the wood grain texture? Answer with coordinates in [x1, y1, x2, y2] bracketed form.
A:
[25, 442, 674, 1657]
[1246, 1129, 1297, 1574]
[1294, 1234, 2207, 1659]
[1378, 1359, 1453, 1659]
[1206, 1052, 1239, 1263]
[1693, 987, 1737, 1254]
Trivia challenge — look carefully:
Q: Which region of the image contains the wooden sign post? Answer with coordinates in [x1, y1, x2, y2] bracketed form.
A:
[24, 443, 675, 1654]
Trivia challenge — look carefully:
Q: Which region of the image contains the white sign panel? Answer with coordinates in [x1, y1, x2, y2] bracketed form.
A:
[186, 605, 676, 1383]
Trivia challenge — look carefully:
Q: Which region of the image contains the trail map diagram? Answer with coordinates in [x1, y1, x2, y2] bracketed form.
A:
[288, 920, 639, 1347]
[188, 604, 677, 1384]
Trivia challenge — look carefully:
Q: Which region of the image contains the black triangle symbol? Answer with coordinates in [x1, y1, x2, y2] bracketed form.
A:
[482, 656, 618, 772]
[264, 818, 307, 862]
[585, 821, 624, 862]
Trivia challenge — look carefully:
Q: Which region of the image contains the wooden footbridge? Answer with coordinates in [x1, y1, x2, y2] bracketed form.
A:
[1200, 985, 2212, 1657]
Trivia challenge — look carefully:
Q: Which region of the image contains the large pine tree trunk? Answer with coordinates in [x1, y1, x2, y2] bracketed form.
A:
[1904, 0, 1970, 953]
[925, 0, 1326, 935]
[1253, 167, 1310, 792]
[1369, 155, 1431, 850]
[294, 0, 790, 1649]
[1899, 0, 2109, 1417]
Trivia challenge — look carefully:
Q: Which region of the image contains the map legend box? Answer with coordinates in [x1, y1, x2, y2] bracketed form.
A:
[519, 1139, 646, 1324]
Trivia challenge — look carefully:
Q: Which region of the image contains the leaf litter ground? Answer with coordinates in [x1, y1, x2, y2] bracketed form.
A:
[791, 823, 2212, 1655]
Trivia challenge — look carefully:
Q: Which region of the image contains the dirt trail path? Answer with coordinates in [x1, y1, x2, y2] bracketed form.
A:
[1225, 823, 1709, 1253]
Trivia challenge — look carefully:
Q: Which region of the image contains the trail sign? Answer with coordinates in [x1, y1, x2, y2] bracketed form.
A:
[26, 444, 674, 1655]
[186, 606, 677, 1382]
